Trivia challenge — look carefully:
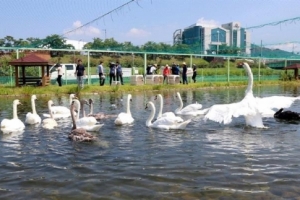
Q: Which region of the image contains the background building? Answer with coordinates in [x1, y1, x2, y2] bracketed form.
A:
[174, 21, 251, 55]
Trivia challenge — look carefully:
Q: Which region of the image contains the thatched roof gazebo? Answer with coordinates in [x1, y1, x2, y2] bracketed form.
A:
[284, 63, 300, 80]
[8, 53, 53, 87]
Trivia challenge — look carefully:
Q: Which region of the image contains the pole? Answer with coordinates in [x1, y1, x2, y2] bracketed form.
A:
[144, 53, 147, 83]
[87, 51, 90, 85]
[217, 30, 219, 55]
[227, 57, 230, 83]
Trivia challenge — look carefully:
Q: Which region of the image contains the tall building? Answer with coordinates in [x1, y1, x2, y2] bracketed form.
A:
[174, 21, 251, 55]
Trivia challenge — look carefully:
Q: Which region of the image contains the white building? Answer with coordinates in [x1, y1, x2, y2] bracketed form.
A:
[174, 21, 251, 55]
[66, 39, 87, 50]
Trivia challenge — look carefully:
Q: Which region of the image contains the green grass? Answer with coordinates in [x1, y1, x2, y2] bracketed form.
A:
[0, 79, 299, 97]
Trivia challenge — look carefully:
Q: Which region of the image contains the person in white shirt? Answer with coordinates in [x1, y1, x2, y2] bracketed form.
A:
[97, 61, 105, 86]
[150, 64, 157, 74]
[56, 64, 63, 86]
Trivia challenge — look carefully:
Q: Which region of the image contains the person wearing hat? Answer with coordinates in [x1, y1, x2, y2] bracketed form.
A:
[192, 64, 197, 83]
[163, 64, 170, 84]
[149, 64, 157, 75]
[56, 63, 63, 87]
[182, 62, 188, 85]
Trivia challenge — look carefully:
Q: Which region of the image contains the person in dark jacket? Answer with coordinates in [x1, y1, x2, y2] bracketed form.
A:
[116, 61, 124, 85]
[192, 64, 197, 83]
[182, 62, 188, 84]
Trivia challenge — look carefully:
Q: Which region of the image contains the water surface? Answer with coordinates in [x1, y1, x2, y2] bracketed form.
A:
[1, 85, 300, 199]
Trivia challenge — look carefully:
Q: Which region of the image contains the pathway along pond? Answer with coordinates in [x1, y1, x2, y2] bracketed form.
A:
[0, 85, 300, 199]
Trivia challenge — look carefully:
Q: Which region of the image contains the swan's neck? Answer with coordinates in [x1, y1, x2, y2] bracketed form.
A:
[126, 96, 131, 116]
[89, 103, 93, 115]
[81, 102, 86, 117]
[48, 102, 54, 119]
[244, 64, 253, 95]
[12, 103, 18, 119]
[71, 105, 77, 130]
[146, 103, 155, 126]
[74, 100, 81, 120]
[31, 98, 37, 114]
[157, 95, 163, 118]
[175, 93, 183, 113]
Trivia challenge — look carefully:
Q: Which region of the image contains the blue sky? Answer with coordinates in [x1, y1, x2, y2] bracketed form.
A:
[1, 0, 300, 52]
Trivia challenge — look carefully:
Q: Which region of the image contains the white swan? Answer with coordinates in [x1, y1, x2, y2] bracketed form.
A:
[204, 62, 300, 128]
[68, 100, 96, 142]
[145, 101, 191, 130]
[73, 99, 103, 132]
[114, 94, 134, 125]
[155, 94, 183, 122]
[25, 94, 41, 125]
[175, 92, 208, 116]
[87, 99, 117, 120]
[1, 99, 25, 133]
[42, 100, 58, 129]
[42, 93, 76, 119]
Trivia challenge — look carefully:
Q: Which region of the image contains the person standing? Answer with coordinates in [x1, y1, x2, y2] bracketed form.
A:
[75, 59, 85, 89]
[56, 63, 63, 87]
[109, 62, 116, 85]
[116, 61, 124, 85]
[192, 64, 197, 83]
[150, 64, 157, 74]
[97, 61, 105, 86]
[163, 64, 170, 84]
[182, 62, 188, 85]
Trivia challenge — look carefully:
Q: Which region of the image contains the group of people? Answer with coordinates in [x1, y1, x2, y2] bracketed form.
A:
[161, 62, 198, 84]
[98, 61, 124, 86]
[55, 59, 197, 87]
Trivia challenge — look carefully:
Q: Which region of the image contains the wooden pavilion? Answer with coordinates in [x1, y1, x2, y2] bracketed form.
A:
[8, 53, 53, 87]
[284, 63, 300, 80]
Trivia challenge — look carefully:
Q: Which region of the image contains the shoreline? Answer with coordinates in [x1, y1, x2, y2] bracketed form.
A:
[0, 80, 299, 97]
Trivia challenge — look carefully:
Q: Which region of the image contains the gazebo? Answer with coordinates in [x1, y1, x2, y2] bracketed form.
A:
[284, 63, 300, 80]
[8, 53, 53, 87]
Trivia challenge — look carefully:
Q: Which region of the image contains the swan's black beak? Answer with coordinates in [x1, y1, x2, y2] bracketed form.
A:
[145, 103, 149, 109]
[154, 95, 157, 100]
[130, 98, 132, 102]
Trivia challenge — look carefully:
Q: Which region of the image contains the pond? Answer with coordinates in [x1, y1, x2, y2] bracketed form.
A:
[1, 84, 300, 199]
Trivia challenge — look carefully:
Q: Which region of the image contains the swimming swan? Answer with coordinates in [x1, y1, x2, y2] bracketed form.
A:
[274, 108, 300, 120]
[73, 99, 103, 132]
[175, 92, 208, 116]
[87, 99, 117, 120]
[204, 62, 300, 128]
[145, 101, 191, 130]
[42, 93, 76, 119]
[114, 94, 134, 125]
[42, 100, 58, 129]
[68, 101, 96, 142]
[25, 94, 41, 125]
[1, 99, 25, 133]
[155, 94, 183, 122]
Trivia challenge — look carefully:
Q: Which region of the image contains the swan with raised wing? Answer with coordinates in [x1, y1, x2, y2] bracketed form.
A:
[155, 94, 183, 122]
[25, 94, 41, 125]
[145, 101, 191, 130]
[68, 100, 96, 142]
[114, 94, 134, 125]
[42, 93, 76, 119]
[42, 100, 58, 129]
[1, 99, 25, 133]
[204, 62, 300, 128]
[73, 99, 103, 132]
[175, 92, 208, 116]
[87, 99, 117, 120]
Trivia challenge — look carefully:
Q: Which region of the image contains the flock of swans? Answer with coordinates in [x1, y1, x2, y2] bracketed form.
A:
[1, 63, 300, 142]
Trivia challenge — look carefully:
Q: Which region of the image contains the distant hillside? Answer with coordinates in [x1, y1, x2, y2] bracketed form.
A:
[250, 44, 299, 58]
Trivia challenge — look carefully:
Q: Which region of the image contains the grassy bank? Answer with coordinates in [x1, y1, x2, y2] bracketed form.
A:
[0, 80, 299, 97]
